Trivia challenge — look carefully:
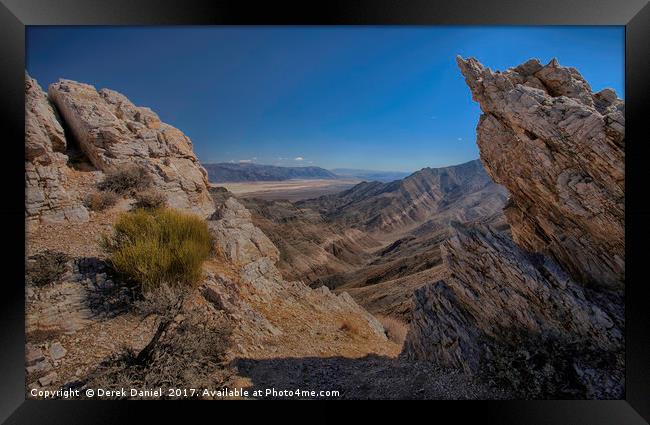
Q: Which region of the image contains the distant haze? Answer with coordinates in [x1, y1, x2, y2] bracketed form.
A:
[331, 169, 412, 183]
[203, 162, 338, 183]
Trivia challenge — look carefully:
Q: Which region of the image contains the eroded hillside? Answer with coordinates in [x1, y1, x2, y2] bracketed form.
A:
[243, 160, 508, 320]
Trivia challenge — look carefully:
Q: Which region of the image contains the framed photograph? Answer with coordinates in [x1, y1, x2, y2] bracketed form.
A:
[1, 0, 649, 422]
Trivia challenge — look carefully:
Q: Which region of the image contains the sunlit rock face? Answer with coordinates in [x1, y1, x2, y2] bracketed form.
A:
[48, 79, 214, 217]
[457, 56, 624, 289]
[25, 73, 89, 225]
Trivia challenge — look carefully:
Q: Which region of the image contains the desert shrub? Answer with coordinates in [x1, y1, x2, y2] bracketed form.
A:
[80, 285, 232, 398]
[102, 208, 213, 291]
[26, 250, 69, 286]
[376, 315, 408, 346]
[132, 190, 167, 210]
[97, 164, 153, 195]
[84, 191, 119, 211]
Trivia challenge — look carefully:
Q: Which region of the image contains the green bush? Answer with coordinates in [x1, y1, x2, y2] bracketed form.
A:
[98, 164, 153, 194]
[102, 208, 213, 291]
[132, 190, 167, 210]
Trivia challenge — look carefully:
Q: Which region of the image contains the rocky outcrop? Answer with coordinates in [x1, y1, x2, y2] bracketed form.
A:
[26, 257, 131, 337]
[403, 222, 623, 397]
[48, 79, 214, 217]
[25, 73, 89, 224]
[239, 256, 386, 340]
[456, 56, 624, 288]
[209, 197, 280, 265]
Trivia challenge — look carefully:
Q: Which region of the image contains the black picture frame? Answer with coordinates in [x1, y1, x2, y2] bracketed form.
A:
[1, 0, 649, 423]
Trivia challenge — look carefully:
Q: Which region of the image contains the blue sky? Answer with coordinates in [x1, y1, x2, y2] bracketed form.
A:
[27, 26, 624, 172]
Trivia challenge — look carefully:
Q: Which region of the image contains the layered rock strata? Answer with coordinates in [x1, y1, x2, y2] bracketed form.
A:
[456, 56, 624, 288]
[403, 58, 625, 398]
[403, 222, 623, 397]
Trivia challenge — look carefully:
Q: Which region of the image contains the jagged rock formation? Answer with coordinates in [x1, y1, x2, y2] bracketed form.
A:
[457, 56, 624, 288]
[403, 223, 623, 397]
[403, 58, 625, 398]
[48, 79, 214, 217]
[25, 73, 89, 224]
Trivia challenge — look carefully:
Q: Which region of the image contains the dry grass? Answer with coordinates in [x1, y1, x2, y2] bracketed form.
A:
[84, 191, 119, 212]
[376, 315, 408, 346]
[339, 319, 361, 335]
[132, 189, 167, 210]
[102, 208, 213, 292]
[97, 164, 153, 195]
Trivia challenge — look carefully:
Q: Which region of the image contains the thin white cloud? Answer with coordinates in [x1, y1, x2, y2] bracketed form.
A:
[457, 137, 463, 141]
[294, 157, 304, 161]
[238, 159, 253, 163]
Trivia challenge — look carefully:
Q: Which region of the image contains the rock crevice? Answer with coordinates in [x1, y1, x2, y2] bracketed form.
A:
[25, 73, 90, 225]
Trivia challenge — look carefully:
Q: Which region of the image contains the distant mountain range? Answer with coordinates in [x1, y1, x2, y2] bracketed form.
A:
[330, 169, 412, 183]
[298, 159, 506, 234]
[202, 162, 414, 183]
[202, 163, 339, 182]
